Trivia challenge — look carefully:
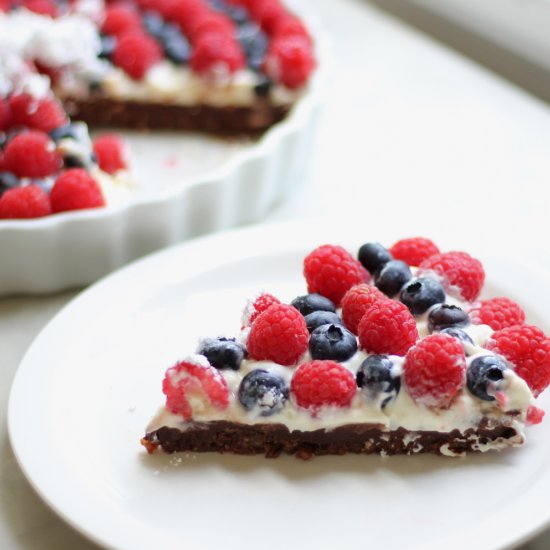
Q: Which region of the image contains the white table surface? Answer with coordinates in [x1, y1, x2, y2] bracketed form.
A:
[2, 0, 550, 548]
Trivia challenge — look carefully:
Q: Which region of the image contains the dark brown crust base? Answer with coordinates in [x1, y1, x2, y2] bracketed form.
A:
[63, 97, 291, 136]
[141, 420, 523, 460]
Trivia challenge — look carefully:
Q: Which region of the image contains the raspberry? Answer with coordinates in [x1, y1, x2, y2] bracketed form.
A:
[101, 5, 142, 37]
[160, 0, 206, 29]
[162, 356, 229, 419]
[247, 303, 309, 366]
[241, 292, 281, 327]
[487, 325, 550, 397]
[3, 131, 62, 178]
[469, 297, 525, 331]
[50, 169, 105, 213]
[358, 299, 418, 356]
[291, 360, 356, 410]
[113, 32, 163, 80]
[303, 244, 370, 306]
[527, 405, 545, 425]
[264, 34, 315, 89]
[273, 16, 311, 42]
[189, 13, 234, 41]
[190, 34, 245, 76]
[419, 251, 485, 302]
[404, 334, 466, 408]
[248, 0, 286, 34]
[21, 0, 58, 16]
[341, 283, 385, 334]
[0, 97, 10, 131]
[389, 237, 440, 267]
[93, 134, 128, 174]
[0, 185, 52, 219]
[9, 94, 67, 132]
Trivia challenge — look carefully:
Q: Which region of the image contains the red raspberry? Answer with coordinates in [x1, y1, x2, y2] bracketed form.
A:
[0, 97, 10, 131]
[487, 325, 550, 397]
[341, 283, 386, 334]
[527, 405, 545, 425]
[0, 185, 52, 219]
[389, 237, 440, 267]
[101, 5, 142, 37]
[358, 299, 418, 356]
[303, 244, 370, 306]
[21, 0, 58, 16]
[189, 13, 234, 41]
[247, 303, 309, 366]
[9, 94, 67, 133]
[291, 360, 356, 411]
[248, 0, 286, 34]
[3, 131, 62, 178]
[169, 0, 209, 34]
[113, 32, 162, 80]
[162, 356, 229, 419]
[273, 16, 311, 42]
[264, 34, 315, 89]
[469, 297, 525, 331]
[241, 292, 281, 327]
[50, 169, 105, 213]
[419, 251, 485, 302]
[404, 334, 466, 408]
[93, 134, 128, 174]
[0, 0, 9, 12]
[190, 34, 245, 76]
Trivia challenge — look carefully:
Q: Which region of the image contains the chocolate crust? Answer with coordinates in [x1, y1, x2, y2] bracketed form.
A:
[141, 419, 524, 459]
[63, 97, 291, 136]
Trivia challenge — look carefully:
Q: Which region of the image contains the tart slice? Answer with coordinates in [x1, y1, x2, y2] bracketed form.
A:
[142, 238, 550, 459]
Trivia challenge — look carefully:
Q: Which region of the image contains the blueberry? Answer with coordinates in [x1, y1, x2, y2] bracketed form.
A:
[197, 337, 246, 371]
[291, 293, 336, 316]
[237, 23, 267, 71]
[254, 74, 272, 97]
[356, 355, 400, 408]
[375, 260, 412, 297]
[49, 123, 88, 143]
[238, 369, 289, 416]
[467, 355, 508, 401]
[227, 5, 249, 25]
[0, 172, 19, 195]
[309, 324, 357, 362]
[428, 304, 470, 332]
[160, 24, 190, 64]
[440, 327, 475, 354]
[358, 242, 393, 275]
[400, 277, 445, 315]
[63, 154, 88, 168]
[142, 11, 165, 38]
[98, 34, 117, 59]
[304, 311, 343, 333]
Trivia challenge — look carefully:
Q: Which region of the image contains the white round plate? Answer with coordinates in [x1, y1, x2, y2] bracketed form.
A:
[8, 221, 550, 550]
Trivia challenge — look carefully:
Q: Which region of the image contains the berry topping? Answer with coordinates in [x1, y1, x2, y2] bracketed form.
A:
[420, 251, 485, 302]
[389, 237, 440, 266]
[428, 304, 470, 333]
[466, 355, 509, 402]
[21, 0, 57, 16]
[9, 94, 67, 133]
[309, 323, 357, 362]
[247, 303, 309, 365]
[190, 33, 245, 76]
[0, 98, 11, 131]
[487, 325, 550, 397]
[439, 327, 475, 353]
[238, 22, 268, 71]
[0, 185, 51, 219]
[101, 5, 142, 37]
[356, 355, 401, 408]
[50, 169, 105, 213]
[375, 259, 412, 297]
[238, 369, 289, 416]
[160, 24, 191, 64]
[358, 299, 418, 356]
[241, 292, 281, 327]
[197, 337, 246, 371]
[93, 134, 128, 174]
[0, 171, 19, 194]
[469, 297, 526, 331]
[49, 122, 88, 143]
[304, 310, 342, 333]
[113, 32, 163, 80]
[527, 405, 545, 425]
[303, 244, 370, 306]
[2, 131, 62, 178]
[291, 360, 356, 411]
[357, 242, 392, 275]
[162, 356, 230, 419]
[340, 283, 386, 334]
[399, 277, 445, 315]
[290, 292, 336, 316]
[404, 334, 467, 408]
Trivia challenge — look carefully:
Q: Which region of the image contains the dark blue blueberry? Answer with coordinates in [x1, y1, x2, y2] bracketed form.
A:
[254, 74, 272, 97]
[440, 327, 475, 354]
[400, 277, 445, 315]
[309, 324, 357, 362]
[63, 154, 88, 168]
[0, 172, 20, 195]
[0, 131, 7, 149]
[467, 355, 508, 401]
[428, 304, 470, 332]
[375, 260, 412, 297]
[356, 355, 400, 408]
[197, 337, 246, 371]
[357, 242, 393, 275]
[304, 311, 343, 333]
[49, 123, 88, 143]
[238, 369, 289, 416]
[142, 11, 165, 38]
[227, 5, 249, 25]
[99, 34, 117, 59]
[237, 23, 268, 71]
[160, 24, 191, 64]
[291, 293, 336, 316]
